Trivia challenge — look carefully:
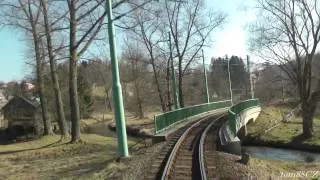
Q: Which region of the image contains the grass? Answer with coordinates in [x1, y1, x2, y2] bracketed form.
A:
[85, 111, 159, 126]
[247, 157, 320, 178]
[214, 151, 320, 179]
[123, 112, 158, 126]
[247, 106, 289, 136]
[89, 86, 161, 135]
[92, 86, 106, 99]
[247, 105, 320, 146]
[0, 134, 143, 180]
[82, 111, 159, 137]
[105, 112, 157, 137]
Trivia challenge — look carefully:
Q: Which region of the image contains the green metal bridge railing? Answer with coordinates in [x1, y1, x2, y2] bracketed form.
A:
[154, 100, 232, 134]
[228, 99, 260, 135]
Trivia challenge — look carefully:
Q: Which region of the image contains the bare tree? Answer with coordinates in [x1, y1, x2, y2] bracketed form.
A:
[165, 54, 172, 111]
[0, 0, 54, 135]
[254, 63, 296, 103]
[250, 0, 320, 138]
[40, 0, 69, 138]
[122, 41, 147, 118]
[127, 5, 168, 112]
[84, 59, 113, 111]
[66, 0, 147, 142]
[165, 0, 226, 107]
[67, 0, 107, 142]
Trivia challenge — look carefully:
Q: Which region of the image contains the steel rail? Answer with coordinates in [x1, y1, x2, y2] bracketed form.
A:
[199, 113, 226, 180]
[160, 113, 225, 180]
[160, 116, 208, 180]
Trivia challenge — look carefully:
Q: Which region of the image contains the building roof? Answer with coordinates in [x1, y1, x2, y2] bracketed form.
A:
[1, 95, 40, 111]
[0, 90, 7, 110]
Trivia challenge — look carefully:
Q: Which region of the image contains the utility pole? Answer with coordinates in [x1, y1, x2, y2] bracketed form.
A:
[106, 0, 129, 157]
[227, 55, 233, 104]
[202, 49, 210, 103]
[247, 55, 254, 99]
[168, 32, 180, 109]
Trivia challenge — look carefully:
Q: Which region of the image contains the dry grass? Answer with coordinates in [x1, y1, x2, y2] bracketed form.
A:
[247, 106, 320, 146]
[92, 86, 106, 99]
[247, 106, 290, 136]
[214, 151, 320, 179]
[82, 111, 159, 136]
[0, 134, 146, 180]
[125, 112, 158, 125]
[90, 86, 160, 135]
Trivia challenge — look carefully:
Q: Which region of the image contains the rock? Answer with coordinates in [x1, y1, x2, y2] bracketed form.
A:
[305, 156, 315, 163]
[239, 153, 250, 164]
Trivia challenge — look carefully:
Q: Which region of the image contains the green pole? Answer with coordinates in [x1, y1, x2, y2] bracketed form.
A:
[202, 49, 210, 103]
[168, 32, 179, 109]
[247, 55, 254, 99]
[106, 0, 129, 157]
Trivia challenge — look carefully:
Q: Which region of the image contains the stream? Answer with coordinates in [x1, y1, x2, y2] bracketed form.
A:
[242, 146, 320, 163]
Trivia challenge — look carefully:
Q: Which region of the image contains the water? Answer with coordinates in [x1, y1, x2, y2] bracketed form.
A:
[242, 146, 320, 163]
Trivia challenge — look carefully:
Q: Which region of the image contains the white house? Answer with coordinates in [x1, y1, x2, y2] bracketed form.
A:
[0, 89, 7, 127]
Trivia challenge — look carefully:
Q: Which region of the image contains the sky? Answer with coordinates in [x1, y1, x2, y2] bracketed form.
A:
[0, 0, 256, 83]
[206, 0, 256, 59]
[0, 28, 25, 82]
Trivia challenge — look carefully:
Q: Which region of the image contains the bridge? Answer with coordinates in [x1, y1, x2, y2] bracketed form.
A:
[146, 98, 261, 179]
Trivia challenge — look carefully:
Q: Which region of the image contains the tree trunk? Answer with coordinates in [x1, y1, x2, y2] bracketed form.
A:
[105, 88, 112, 111]
[122, 82, 128, 108]
[178, 74, 184, 108]
[29, 13, 52, 136]
[38, 73, 52, 135]
[69, 0, 81, 143]
[133, 78, 144, 118]
[151, 62, 166, 112]
[138, 99, 143, 118]
[40, 0, 68, 138]
[245, 74, 248, 98]
[178, 59, 184, 107]
[131, 57, 144, 118]
[52, 73, 69, 137]
[301, 102, 314, 138]
[69, 53, 81, 142]
[166, 59, 172, 111]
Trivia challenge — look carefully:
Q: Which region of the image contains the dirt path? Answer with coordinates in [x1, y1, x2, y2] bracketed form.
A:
[86, 122, 117, 138]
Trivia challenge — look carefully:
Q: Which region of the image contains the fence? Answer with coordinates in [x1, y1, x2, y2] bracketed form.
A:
[154, 100, 232, 134]
[228, 99, 260, 135]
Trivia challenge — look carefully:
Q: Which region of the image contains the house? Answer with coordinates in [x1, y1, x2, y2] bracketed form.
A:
[23, 82, 35, 91]
[0, 89, 6, 106]
[0, 89, 7, 128]
[1, 96, 42, 139]
[0, 82, 6, 89]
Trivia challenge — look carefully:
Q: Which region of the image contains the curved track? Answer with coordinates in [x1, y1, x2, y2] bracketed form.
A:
[157, 113, 226, 180]
[199, 114, 227, 180]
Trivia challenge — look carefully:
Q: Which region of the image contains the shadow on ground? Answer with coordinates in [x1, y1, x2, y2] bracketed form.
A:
[0, 140, 65, 155]
[56, 157, 118, 178]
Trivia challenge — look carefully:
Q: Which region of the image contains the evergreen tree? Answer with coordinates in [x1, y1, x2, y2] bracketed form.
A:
[77, 63, 94, 119]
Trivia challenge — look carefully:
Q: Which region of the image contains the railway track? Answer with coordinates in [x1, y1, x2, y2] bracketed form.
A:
[146, 113, 226, 180]
[199, 115, 227, 180]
